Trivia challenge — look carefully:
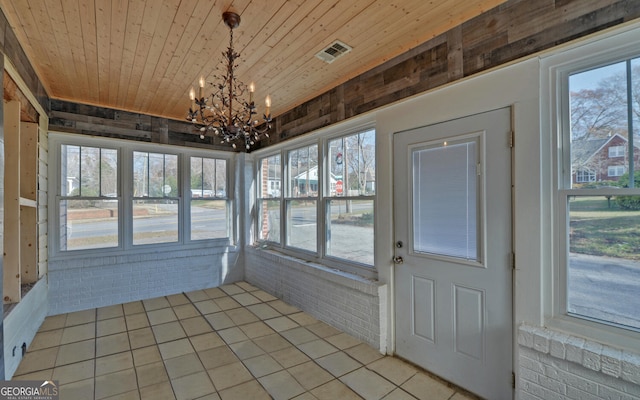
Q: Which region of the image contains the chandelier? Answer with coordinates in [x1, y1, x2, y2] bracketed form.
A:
[187, 11, 272, 150]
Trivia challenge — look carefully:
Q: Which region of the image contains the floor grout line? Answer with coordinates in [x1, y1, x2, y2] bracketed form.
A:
[13, 282, 480, 400]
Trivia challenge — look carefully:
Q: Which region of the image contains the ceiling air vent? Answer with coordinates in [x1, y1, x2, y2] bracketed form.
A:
[315, 40, 352, 64]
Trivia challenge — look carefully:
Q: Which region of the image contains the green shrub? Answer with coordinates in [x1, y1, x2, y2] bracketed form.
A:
[615, 195, 640, 210]
[614, 171, 640, 210]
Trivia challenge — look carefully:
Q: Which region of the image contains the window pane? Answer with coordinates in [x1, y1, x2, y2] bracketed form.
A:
[286, 200, 316, 251]
[216, 159, 227, 197]
[568, 195, 640, 330]
[328, 130, 376, 196]
[259, 155, 281, 198]
[133, 152, 149, 197]
[326, 199, 373, 265]
[133, 199, 178, 245]
[191, 199, 228, 240]
[632, 57, 640, 184]
[191, 157, 225, 198]
[258, 199, 280, 243]
[80, 147, 100, 196]
[569, 61, 640, 188]
[413, 141, 478, 260]
[60, 199, 119, 250]
[134, 152, 178, 197]
[101, 148, 118, 197]
[61, 145, 80, 196]
[190, 157, 203, 195]
[288, 145, 318, 197]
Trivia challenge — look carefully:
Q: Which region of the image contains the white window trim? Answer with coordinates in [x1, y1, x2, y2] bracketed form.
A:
[48, 132, 236, 260]
[607, 165, 626, 177]
[253, 120, 377, 279]
[575, 169, 596, 183]
[542, 25, 640, 351]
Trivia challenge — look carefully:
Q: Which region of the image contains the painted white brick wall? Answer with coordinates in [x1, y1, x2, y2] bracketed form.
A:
[245, 247, 381, 349]
[518, 325, 640, 400]
[48, 245, 242, 315]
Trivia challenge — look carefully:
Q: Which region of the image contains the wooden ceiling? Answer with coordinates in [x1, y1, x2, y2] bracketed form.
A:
[0, 0, 507, 121]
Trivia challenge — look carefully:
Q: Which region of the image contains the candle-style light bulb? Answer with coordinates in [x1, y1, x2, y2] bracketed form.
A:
[189, 87, 196, 109]
[249, 82, 255, 103]
[265, 95, 271, 117]
[199, 76, 205, 98]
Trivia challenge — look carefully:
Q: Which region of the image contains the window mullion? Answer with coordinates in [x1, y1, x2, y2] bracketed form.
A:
[626, 59, 635, 187]
[317, 140, 325, 258]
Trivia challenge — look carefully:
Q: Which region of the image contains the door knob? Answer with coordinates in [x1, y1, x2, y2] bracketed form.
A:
[393, 256, 404, 264]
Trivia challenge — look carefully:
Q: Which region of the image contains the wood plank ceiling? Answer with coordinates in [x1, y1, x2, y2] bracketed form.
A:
[0, 0, 507, 122]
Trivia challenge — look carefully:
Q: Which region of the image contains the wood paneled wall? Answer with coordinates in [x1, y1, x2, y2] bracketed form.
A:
[49, 100, 236, 152]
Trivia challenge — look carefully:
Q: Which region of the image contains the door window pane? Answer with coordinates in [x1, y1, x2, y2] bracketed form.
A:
[412, 141, 479, 260]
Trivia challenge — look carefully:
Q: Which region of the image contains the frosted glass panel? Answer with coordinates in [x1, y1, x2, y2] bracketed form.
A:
[412, 141, 479, 260]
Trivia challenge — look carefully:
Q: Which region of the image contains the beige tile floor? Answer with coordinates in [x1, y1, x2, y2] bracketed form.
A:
[13, 282, 478, 400]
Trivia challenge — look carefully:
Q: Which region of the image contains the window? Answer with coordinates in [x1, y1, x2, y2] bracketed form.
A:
[575, 169, 596, 183]
[59, 144, 119, 251]
[607, 165, 626, 177]
[258, 154, 281, 243]
[326, 130, 375, 264]
[609, 145, 625, 157]
[412, 139, 478, 261]
[132, 151, 179, 245]
[190, 157, 229, 240]
[52, 134, 232, 255]
[257, 127, 376, 276]
[286, 145, 318, 252]
[560, 55, 640, 333]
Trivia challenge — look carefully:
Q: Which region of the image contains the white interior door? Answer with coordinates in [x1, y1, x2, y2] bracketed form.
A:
[393, 108, 513, 399]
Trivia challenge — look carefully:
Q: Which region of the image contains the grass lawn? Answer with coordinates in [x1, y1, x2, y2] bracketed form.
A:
[570, 196, 640, 260]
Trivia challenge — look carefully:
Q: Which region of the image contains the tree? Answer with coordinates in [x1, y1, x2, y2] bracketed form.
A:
[344, 131, 375, 195]
[570, 62, 640, 141]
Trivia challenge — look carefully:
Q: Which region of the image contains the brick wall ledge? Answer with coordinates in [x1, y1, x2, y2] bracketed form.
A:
[245, 246, 380, 296]
[518, 324, 640, 385]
